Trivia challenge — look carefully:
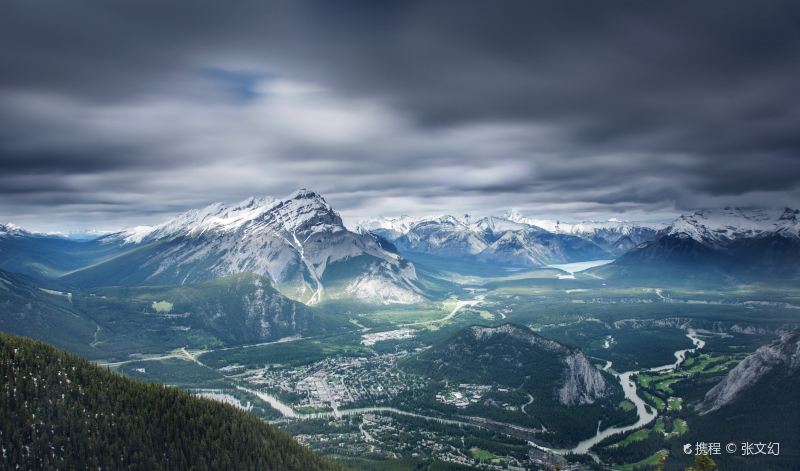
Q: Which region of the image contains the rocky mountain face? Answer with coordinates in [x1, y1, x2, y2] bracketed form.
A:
[698, 330, 800, 414]
[664, 207, 799, 245]
[606, 207, 800, 281]
[62, 190, 422, 305]
[559, 351, 609, 406]
[393, 216, 490, 257]
[363, 214, 611, 267]
[410, 323, 611, 406]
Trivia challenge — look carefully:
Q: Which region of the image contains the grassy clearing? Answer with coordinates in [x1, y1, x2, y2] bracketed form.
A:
[655, 378, 681, 394]
[358, 302, 453, 326]
[653, 418, 665, 433]
[668, 419, 688, 437]
[609, 419, 664, 449]
[640, 391, 665, 411]
[611, 429, 651, 448]
[469, 447, 502, 463]
[617, 400, 635, 412]
[667, 396, 683, 411]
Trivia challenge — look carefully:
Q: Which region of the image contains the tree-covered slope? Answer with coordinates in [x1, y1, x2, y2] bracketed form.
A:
[593, 208, 800, 284]
[0, 270, 346, 360]
[0, 269, 98, 354]
[91, 273, 340, 345]
[0, 332, 346, 470]
[404, 324, 613, 406]
[401, 324, 633, 446]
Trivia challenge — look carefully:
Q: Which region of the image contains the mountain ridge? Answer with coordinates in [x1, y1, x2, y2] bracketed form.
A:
[408, 323, 613, 407]
[602, 207, 800, 282]
[698, 329, 800, 414]
[363, 214, 613, 267]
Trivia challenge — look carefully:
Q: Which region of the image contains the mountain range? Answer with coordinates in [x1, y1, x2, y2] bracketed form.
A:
[1, 190, 423, 305]
[360, 214, 621, 268]
[363, 206, 800, 282]
[600, 207, 800, 282]
[3, 194, 800, 311]
[503, 210, 665, 255]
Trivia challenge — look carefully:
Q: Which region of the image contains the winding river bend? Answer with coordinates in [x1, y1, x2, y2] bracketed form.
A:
[558, 329, 705, 454]
[236, 328, 705, 457]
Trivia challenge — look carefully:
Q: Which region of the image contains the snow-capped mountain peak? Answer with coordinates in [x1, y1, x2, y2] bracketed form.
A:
[268, 188, 343, 235]
[471, 215, 538, 234]
[0, 223, 28, 238]
[776, 208, 800, 239]
[119, 189, 343, 244]
[361, 212, 613, 265]
[102, 190, 422, 305]
[123, 195, 278, 243]
[504, 210, 562, 232]
[357, 215, 427, 235]
[665, 207, 798, 244]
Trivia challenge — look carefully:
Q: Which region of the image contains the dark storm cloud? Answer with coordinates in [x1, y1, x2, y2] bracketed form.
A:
[1, 0, 799, 230]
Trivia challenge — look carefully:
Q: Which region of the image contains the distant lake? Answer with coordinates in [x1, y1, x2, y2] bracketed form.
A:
[547, 259, 614, 278]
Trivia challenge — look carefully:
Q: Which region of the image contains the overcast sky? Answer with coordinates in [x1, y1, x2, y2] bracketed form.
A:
[2, 0, 800, 232]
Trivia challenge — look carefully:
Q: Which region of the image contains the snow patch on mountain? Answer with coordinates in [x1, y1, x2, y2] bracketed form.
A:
[398, 216, 489, 256]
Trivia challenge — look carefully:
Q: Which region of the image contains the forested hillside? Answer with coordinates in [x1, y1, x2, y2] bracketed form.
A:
[0, 333, 345, 470]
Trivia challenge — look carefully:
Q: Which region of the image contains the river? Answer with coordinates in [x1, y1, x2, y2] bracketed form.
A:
[650, 329, 706, 373]
[237, 328, 705, 458]
[557, 329, 705, 454]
